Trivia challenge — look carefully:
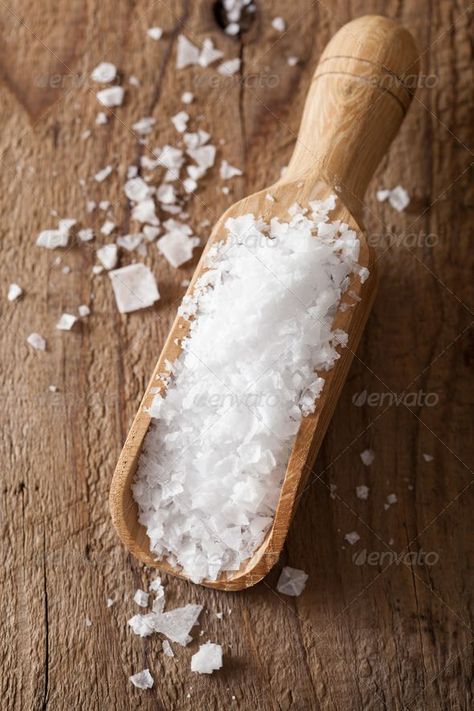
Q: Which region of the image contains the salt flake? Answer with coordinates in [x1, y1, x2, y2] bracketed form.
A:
[276, 566, 308, 596]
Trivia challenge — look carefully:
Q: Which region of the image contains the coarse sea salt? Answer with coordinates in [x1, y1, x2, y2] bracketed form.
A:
[8, 283, 23, 301]
[91, 62, 117, 83]
[191, 642, 223, 674]
[96, 86, 125, 108]
[133, 196, 366, 582]
[276, 566, 308, 596]
[27, 332, 46, 351]
[109, 263, 160, 313]
[360, 448, 374, 466]
[129, 669, 154, 690]
[56, 313, 77, 331]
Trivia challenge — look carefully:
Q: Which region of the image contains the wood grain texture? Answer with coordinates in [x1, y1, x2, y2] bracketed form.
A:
[0, 0, 472, 709]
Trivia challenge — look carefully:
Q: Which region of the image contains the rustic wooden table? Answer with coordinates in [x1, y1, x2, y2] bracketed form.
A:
[1, 1, 472, 709]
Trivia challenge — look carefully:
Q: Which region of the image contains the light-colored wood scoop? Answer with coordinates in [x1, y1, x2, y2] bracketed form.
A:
[110, 15, 419, 590]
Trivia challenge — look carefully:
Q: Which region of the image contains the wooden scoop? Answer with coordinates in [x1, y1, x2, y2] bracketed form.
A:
[110, 15, 419, 590]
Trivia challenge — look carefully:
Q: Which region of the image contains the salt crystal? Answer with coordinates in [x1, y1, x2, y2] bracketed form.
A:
[226, 23, 240, 36]
[92, 265, 104, 275]
[77, 228, 94, 242]
[356, 485, 369, 500]
[344, 531, 360, 545]
[8, 283, 22, 301]
[143, 225, 160, 241]
[129, 603, 203, 645]
[376, 185, 410, 212]
[220, 160, 243, 179]
[109, 263, 160, 313]
[171, 111, 189, 133]
[129, 75, 140, 87]
[422, 453, 434, 462]
[94, 165, 113, 183]
[99, 200, 110, 211]
[271, 17, 286, 32]
[199, 39, 224, 67]
[78, 304, 90, 317]
[37, 218, 76, 249]
[132, 117, 156, 136]
[97, 244, 118, 270]
[176, 35, 200, 69]
[181, 91, 194, 104]
[91, 61, 117, 83]
[96, 111, 108, 125]
[48, 385, 58, 392]
[129, 669, 154, 690]
[162, 639, 174, 657]
[81, 129, 91, 140]
[385, 493, 398, 508]
[124, 177, 152, 202]
[157, 231, 199, 268]
[27, 333, 46, 351]
[117, 234, 143, 251]
[218, 59, 241, 76]
[56, 313, 77, 331]
[287, 56, 299, 66]
[132, 199, 159, 225]
[96, 86, 125, 107]
[276, 566, 308, 596]
[106, 597, 114, 607]
[101, 220, 116, 236]
[84, 617, 92, 627]
[133, 589, 149, 607]
[360, 449, 375, 466]
[191, 642, 223, 674]
[147, 26, 163, 40]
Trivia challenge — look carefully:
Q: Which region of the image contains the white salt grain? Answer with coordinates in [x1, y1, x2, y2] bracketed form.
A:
[56, 313, 77, 331]
[94, 165, 113, 183]
[181, 91, 194, 104]
[133, 589, 149, 607]
[171, 111, 189, 133]
[356, 484, 369, 500]
[147, 26, 163, 40]
[133, 197, 366, 582]
[129, 669, 154, 690]
[101, 220, 116, 236]
[91, 62, 117, 83]
[8, 283, 22, 301]
[272, 17, 286, 32]
[376, 185, 410, 212]
[191, 642, 223, 674]
[344, 531, 360, 545]
[27, 333, 46, 351]
[176, 35, 200, 69]
[218, 59, 241, 76]
[77, 228, 94, 242]
[220, 160, 243, 179]
[276, 566, 308, 596]
[162, 639, 174, 657]
[96, 86, 125, 107]
[109, 263, 160, 313]
[360, 449, 375, 466]
[132, 117, 156, 136]
[157, 231, 199, 268]
[97, 244, 118, 270]
[422, 453, 434, 462]
[287, 56, 299, 66]
[199, 39, 224, 67]
[96, 112, 108, 125]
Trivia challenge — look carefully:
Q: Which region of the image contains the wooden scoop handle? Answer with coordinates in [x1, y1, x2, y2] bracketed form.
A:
[284, 15, 419, 211]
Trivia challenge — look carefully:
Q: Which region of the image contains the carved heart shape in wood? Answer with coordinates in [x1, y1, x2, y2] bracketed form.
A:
[0, 1, 86, 121]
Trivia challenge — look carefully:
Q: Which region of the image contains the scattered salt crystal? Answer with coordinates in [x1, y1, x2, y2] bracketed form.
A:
[109, 263, 160, 313]
[272, 16, 286, 31]
[216, 612, 224, 620]
[220, 160, 243, 179]
[81, 129, 91, 141]
[48, 385, 58, 392]
[162, 639, 174, 657]
[8, 283, 22, 301]
[265, 192, 275, 202]
[147, 26, 163, 40]
[96, 86, 125, 107]
[84, 617, 92, 627]
[344, 531, 360, 545]
[129, 75, 140, 87]
[132, 199, 159, 225]
[129, 669, 154, 690]
[129, 603, 203, 645]
[199, 38, 224, 67]
[77, 228, 94, 242]
[218, 59, 241, 76]
[117, 234, 143, 251]
[287, 56, 299, 66]
[226, 22, 239, 36]
[191, 642, 223, 674]
[101, 221, 116, 237]
[157, 230, 199, 268]
[181, 91, 194, 104]
[92, 265, 104, 275]
[133, 589, 149, 607]
[99, 200, 110, 211]
[176, 35, 200, 69]
[36, 218, 76, 249]
[276, 566, 308, 596]
[171, 111, 189, 133]
[360, 449, 375, 466]
[422, 453, 434, 462]
[132, 117, 156, 136]
[94, 165, 113, 183]
[384, 493, 398, 510]
[106, 597, 114, 607]
[96, 111, 108, 125]
[91, 61, 117, 83]
[376, 185, 410, 212]
[97, 244, 118, 270]
[124, 177, 152, 202]
[27, 333, 46, 351]
[356, 485, 369, 500]
[143, 225, 160, 241]
[56, 313, 77, 331]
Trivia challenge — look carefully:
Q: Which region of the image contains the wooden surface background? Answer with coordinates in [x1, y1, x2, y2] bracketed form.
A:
[1, 1, 472, 709]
